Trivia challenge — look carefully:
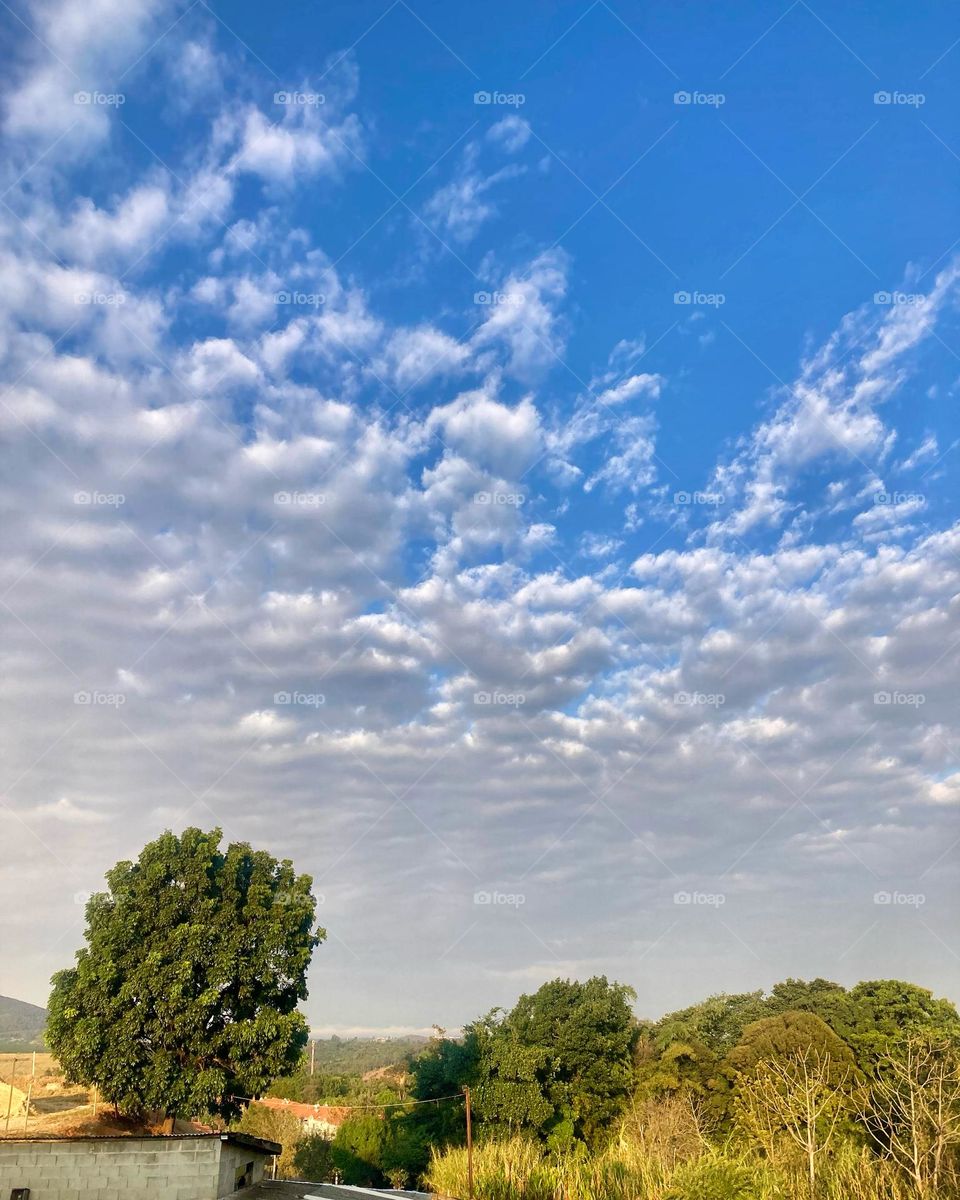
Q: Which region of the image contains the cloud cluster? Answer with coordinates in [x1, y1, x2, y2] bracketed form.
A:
[1, 0, 958, 1029]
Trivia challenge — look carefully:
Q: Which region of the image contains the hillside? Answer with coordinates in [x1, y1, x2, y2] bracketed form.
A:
[309, 1034, 428, 1074]
[0, 995, 46, 1051]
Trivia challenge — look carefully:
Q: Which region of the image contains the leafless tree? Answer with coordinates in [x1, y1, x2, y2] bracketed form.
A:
[734, 1049, 852, 1198]
[863, 1036, 960, 1199]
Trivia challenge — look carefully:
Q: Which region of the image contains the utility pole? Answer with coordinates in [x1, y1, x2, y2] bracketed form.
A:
[310, 1039, 315, 1076]
[463, 1087, 474, 1200]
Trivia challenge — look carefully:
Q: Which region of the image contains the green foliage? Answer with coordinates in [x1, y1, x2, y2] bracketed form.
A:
[331, 1113, 388, 1185]
[663, 1152, 782, 1200]
[293, 1133, 337, 1182]
[46, 826, 323, 1120]
[725, 1011, 856, 1081]
[469, 976, 639, 1149]
[232, 1104, 302, 1177]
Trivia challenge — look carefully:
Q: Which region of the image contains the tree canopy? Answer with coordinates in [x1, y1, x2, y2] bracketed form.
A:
[467, 976, 639, 1150]
[47, 826, 322, 1120]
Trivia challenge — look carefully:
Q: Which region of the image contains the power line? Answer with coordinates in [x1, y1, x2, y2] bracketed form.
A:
[239, 1091, 466, 1111]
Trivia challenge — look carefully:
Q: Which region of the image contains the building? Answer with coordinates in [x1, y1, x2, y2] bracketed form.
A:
[0, 1131, 281, 1199]
[251, 1098, 350, 1139]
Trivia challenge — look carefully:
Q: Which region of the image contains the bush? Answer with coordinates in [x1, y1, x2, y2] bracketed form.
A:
[663, 1153, 783, 1200]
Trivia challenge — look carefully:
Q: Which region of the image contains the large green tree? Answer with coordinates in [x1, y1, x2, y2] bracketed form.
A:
[47, 827, 322, 1121]
[470, 976, 639, 1150]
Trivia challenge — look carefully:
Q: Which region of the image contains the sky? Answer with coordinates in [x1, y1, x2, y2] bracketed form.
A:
[1, 0, 959, 1036]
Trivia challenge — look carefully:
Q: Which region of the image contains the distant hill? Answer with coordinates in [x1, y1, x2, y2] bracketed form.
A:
[308, 1034, 429, 1074]
[0, 995, 46, 1051]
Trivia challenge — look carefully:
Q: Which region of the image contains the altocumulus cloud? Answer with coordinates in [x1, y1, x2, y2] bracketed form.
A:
[1, 0, 959, 1031]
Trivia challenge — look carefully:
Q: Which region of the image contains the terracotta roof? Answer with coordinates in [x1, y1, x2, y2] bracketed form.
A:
[254, 1097, 350, 1126]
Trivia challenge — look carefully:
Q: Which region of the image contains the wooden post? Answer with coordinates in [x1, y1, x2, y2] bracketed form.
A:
[22, 1076, 33, 1134]
[310, 1038, 315, 1076]
[464, 1087, 474, 1200]
[92, 1086, 99, 1118]
[4, 1058, 17, 1133]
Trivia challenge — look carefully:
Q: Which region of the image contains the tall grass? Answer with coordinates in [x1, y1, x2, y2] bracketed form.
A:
[425, 1131, 915, 1200]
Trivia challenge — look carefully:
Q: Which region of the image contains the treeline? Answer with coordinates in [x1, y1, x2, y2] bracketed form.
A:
[271, 975, 960, 1198]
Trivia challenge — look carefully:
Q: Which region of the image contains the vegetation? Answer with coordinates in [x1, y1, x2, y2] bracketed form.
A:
[316, 975, 960, 1198]
[0, 994, 46, 1052]
[47, 827, 323, 1121]
[35, 831, 960, 1196]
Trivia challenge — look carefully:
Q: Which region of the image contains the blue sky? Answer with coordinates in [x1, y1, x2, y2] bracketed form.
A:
[1, 0, 959, 1033]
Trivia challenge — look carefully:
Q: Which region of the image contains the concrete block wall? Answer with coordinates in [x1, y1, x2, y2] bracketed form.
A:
[0, 1135, 228, 1200]
[217, 1141, 269, 1196]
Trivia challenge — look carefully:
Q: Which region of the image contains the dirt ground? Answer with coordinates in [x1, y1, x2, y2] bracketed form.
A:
[0, 1051, 197, 1138]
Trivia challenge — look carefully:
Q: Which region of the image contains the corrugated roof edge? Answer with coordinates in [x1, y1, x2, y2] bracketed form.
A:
[0, 1132, 281, 1155]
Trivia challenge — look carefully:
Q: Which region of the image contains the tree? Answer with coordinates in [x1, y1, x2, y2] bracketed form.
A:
[233, 1105, 303, 1178]
[470, 976, 639, 1149]
[725, 1011, 855, 1082]
[47, 827, 322, 1122]
[864, 1035, 960, 1198]
[294, 1133, 337, 1182]
[734, 1048, 854, 1199]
